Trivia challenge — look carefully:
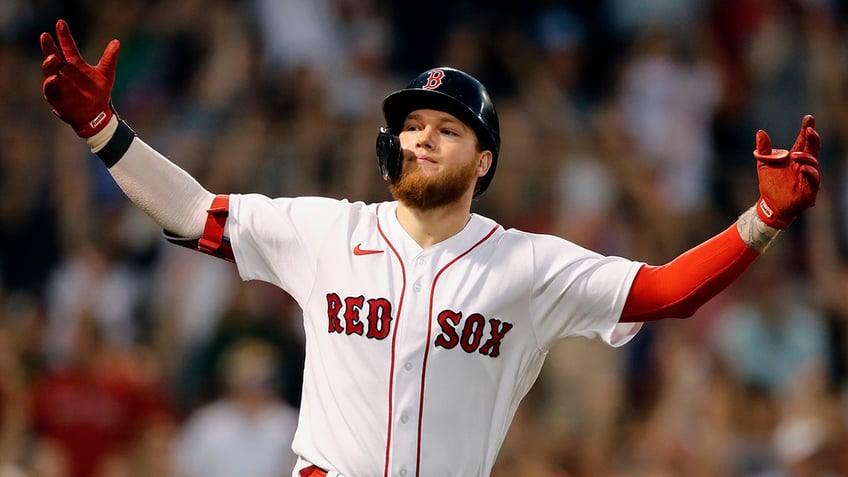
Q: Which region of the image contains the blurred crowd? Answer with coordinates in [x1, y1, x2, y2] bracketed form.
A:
[1, 0, 848, 476]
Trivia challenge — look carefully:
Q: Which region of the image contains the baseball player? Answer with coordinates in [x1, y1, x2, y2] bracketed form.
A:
[39, 19, 821, 477]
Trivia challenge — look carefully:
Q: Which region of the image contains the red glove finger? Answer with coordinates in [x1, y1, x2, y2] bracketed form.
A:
[792, 151, 822, 195]
[42, 74, 62, 102]
[55, 19, 85, 65]
[39, 31, 62, 63]
[803, 124, 821, 157]
[99, 40, 121, 75]
[790, 114, 815, 154]
[41, 54, 64, 78]
[754, 129, 789, 164]
[791, 151, 819, 168]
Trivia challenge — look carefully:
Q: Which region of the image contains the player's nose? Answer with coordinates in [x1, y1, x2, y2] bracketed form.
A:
[415, 126, 435, 150]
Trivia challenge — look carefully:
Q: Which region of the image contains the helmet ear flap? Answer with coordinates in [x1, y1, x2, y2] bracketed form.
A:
[376, 127, 402, 182]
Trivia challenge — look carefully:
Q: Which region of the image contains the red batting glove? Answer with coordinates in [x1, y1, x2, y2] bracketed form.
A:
[754, 114, 821, 229]
[40, 19, 120, 138]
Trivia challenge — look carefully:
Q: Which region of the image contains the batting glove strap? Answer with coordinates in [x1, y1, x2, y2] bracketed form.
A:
[94, 118, 136, 168]
[738, 205, 781, 252]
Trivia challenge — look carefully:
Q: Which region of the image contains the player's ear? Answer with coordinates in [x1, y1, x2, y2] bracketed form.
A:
[477, 150, 493, 178]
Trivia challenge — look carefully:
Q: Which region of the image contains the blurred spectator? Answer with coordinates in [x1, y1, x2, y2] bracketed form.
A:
[525, 6, 590, 137]
[248, 0, 344, 78]
[171, 281, 304, 413]
[171, 338, 298, 477]
[0, 112, 62, 301]
[615, 28, 721, 218]
[146, 245, 240, 379]
[742, 1, 817, 146]
[606, 0, 708, 40]
[747, 414, 841, 477]
[42, 217, 146, 366]
[29, 316, 172, 477]
[0, 324, 31, 477]
[710, 239, 831, 398]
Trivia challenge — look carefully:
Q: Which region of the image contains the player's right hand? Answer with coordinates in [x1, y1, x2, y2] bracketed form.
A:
[40, 19, 120, 138]
[754, 114, 821, 229]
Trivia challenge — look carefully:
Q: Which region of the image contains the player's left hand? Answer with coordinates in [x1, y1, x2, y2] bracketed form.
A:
[754, 114, 821, 229]
[40, 19, 120, 138]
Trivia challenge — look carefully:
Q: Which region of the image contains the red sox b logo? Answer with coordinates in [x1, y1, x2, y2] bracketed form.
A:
[326, 294, 513, 358]
[423, 69, 445, 90]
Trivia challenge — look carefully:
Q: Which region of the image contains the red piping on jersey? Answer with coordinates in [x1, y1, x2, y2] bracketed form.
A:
[375, 204, 407, 477]
[415, 224, 500, 477]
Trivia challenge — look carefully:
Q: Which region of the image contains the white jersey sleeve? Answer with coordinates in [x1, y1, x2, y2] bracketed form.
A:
[520, 231, 644, 348]
[226, 194, 363, 302]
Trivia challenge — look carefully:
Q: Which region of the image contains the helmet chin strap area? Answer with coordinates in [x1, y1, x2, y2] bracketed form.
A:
[376, 127, 402, 182]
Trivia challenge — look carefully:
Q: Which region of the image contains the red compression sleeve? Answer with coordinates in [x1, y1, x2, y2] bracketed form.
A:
[620, 224, 760, 322]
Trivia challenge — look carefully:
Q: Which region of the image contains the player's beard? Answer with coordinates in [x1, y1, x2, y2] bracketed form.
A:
[389, 158, 478, 210]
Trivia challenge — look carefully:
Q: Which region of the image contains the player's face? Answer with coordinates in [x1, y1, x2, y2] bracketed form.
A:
[389, 109, 490, 209]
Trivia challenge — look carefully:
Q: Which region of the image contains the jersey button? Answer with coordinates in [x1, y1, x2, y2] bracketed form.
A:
[416, 257, 425, 266]
[413, 281, 422, 292]
[399, 468, 407, 477]
[404, 362, 413, 371]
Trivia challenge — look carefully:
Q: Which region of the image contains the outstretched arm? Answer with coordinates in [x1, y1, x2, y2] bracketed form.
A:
[621, 115, 821, 322]
[40, 19, 213, 240]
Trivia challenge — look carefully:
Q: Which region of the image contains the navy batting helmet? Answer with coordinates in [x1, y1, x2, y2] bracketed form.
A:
[378, 67, 500, 196]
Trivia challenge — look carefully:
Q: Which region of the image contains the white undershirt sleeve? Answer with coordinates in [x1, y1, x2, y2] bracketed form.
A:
[105, 136, 215, 238]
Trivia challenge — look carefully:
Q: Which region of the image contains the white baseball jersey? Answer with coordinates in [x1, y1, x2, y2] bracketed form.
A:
[226, 194, 644, 477]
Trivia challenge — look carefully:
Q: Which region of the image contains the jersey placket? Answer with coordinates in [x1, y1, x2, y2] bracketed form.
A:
[386, 251, 435, 477]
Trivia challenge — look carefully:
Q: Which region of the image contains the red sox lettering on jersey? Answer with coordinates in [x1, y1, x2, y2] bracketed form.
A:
[432, 310, 513, 357]
[326, 293, 514, 357]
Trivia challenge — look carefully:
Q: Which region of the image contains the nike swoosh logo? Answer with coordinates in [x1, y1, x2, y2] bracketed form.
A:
[353, 243, 384, 256]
